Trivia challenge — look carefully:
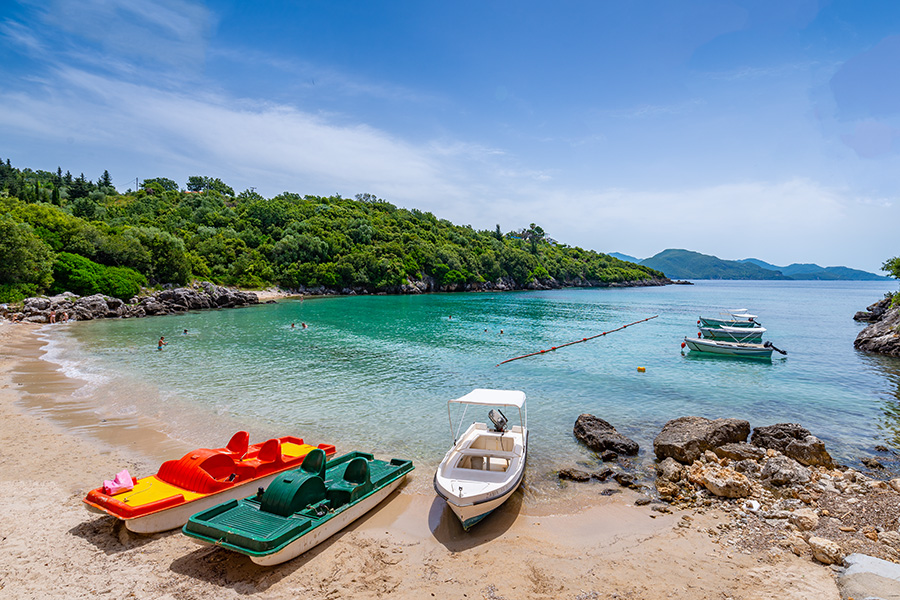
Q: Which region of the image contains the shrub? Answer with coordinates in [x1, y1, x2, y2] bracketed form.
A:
[50, 252, 146, 299]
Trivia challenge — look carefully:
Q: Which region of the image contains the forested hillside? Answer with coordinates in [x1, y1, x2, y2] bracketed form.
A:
[0, 157, 664, 302]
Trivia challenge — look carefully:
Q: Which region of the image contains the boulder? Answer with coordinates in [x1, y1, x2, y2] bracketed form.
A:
[789, 508, 819, 531]
[750, 423, 833, 467]
[733, 459, 761, 476]
[808, 536, 843, 565]
[761, 455, 811, 486]
[655, 457, 685, 482]
[854, 300, 900, 357]
[653, 416, 750, 464]
[687, 462, 751, 498]
[853, 297, 892, 322]
[713, 442, 765, 462]
[558, 468, 591, 482]
[573, 414, 639, 456]
[839, 553, 900, 599]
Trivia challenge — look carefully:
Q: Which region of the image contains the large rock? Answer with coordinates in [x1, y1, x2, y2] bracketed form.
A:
[573, 414, 639, 456]
[808, 537, 843, 565]
[854, 298, 900, 356]
[760, 455, 811, 486]
[853, 296, 892, 322]
[688, 462, 751, 498]
[655, 457, 686, 482]
[653, 416, 750, 464]
[839, 554, 900, 600]
[713, 442, 765, 462]
[751, 423, 834, 467]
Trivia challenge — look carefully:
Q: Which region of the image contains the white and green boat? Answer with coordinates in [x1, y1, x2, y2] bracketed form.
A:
[683, 336, 785, 359]
[697, 325, 766, 343]
[698, 309, 761, 329]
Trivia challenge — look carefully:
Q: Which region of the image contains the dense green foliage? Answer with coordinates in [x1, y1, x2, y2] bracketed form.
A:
[0, 157, 662, 298]
[51, 252, 146, 299]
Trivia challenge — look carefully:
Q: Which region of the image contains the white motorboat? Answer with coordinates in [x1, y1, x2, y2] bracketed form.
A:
[433, 389, 527, 531]
[697, 324, 766, 343]
[683, 336, 786, 359]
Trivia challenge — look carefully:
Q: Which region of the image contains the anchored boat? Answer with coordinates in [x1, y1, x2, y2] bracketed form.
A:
[683, 336, 785, 359]
[83, 431, 336, 533]
[433, 389, 528, 531]
[697, 324, 766, 343]
[698, 309, 761, 329]
[182, 449, 413, 565]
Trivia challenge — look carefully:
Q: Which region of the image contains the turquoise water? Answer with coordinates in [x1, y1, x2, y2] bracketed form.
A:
[42, 281, 900, 490]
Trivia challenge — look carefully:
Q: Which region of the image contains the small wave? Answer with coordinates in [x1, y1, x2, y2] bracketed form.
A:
[37, 329, 112, 391]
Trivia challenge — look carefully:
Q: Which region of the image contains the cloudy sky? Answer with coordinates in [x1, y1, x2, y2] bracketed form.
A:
[2, 1, 899, 272]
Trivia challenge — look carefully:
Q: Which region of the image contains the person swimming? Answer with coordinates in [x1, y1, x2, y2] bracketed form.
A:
[158, 336, 167, 351]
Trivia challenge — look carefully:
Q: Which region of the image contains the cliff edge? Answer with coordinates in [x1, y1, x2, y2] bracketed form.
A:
[854, 296, 900, 357]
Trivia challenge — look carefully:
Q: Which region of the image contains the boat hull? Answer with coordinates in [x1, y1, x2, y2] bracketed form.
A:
[697, 327, 763, 343]
[437, 480, 518, 530]
[248, 475, 407, 565]
[119, 471, 287, 534]
[684, 337, 773, 359]
[698, 317, 758, 328]
[434, 426, 527, 531]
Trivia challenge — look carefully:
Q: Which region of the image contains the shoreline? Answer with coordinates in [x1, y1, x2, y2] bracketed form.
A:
[0, 322, 843, 598]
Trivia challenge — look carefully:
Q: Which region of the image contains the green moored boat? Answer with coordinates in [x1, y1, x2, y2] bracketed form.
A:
[182, 449, 414, 565]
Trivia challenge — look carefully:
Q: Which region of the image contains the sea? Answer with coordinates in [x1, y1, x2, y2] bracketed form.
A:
[36, 280, 900, 493]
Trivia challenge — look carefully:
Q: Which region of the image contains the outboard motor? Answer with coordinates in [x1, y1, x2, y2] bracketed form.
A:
[488, 409, 508, 432]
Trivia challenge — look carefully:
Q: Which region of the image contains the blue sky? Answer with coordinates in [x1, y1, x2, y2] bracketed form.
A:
[2, 0, 899, 272]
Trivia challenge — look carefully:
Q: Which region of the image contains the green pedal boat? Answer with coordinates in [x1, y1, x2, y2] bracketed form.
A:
[182, 449, 414, 565]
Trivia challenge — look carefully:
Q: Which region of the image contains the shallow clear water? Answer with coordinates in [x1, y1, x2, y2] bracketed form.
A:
[41, 281, 900, 490]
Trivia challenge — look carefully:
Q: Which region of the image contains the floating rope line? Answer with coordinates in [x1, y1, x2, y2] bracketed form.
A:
[496, 315, 658, 366]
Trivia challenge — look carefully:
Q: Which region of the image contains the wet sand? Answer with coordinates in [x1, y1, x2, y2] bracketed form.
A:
[0, 322, 840, 599]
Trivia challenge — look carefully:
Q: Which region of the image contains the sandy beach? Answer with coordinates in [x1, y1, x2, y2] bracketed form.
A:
[0, 323, 842, 599]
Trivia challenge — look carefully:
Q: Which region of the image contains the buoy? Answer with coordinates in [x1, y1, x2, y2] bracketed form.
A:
[637, 366, 646, 373]
[697, 319, 701, 325]
[681, 342, 686, 348]
[697, 332, 701, 338]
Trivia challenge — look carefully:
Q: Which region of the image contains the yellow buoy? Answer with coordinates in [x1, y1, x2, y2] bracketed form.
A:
[637, 366, 646, 373]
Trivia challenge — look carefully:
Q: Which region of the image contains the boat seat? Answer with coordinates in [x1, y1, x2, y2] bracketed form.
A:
[298, 448, 327, 479]
[455, 448, 518, 460]
[326, 457, 371, 508]
[257, 439, 283, 464]
[225, 431, 250, 458]
[260, 471, 327, 518]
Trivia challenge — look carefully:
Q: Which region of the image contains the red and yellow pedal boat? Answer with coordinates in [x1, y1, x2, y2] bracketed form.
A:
[83, 431, 336, 533]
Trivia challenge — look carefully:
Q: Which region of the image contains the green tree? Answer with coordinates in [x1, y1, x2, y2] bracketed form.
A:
[142, 177, 178, 192]
[883, 257, 900, 279]
[0, 214, 54, 300]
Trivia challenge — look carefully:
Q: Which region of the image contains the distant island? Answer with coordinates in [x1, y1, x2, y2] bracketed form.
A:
[608, 249, 888, 281]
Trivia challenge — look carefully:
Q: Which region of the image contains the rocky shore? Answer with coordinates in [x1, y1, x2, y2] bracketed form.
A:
[563, 414, 900, 596]
[0, 282, 260, 323]
[854, 295, 900, 356]
[286, 275, 672, 296]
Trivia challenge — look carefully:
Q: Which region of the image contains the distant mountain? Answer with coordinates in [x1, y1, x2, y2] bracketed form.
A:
[609, 252, 641, 263]
[640, 250, 790, 280]
[609, 250, 887, 280]
[739, 258, 887, 281]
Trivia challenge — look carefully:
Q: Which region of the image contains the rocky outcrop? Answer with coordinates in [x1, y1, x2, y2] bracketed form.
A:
[573, 414, 639, 456]
[293, 275, 673, 297]
[653, 416, 750, 464]
[688, 461, 751, 498]
[760, 454, 811, 486]
[854, 296, 900, 356]
[854, 296, 892, 322]
[751, 423, 834, 467]
[2, 283, 258, 323]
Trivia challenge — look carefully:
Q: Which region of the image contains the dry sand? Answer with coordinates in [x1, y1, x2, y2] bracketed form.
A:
[0, 322, 841, 599]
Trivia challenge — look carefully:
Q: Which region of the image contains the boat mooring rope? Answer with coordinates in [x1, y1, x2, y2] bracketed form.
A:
[496, 315, 658, 366]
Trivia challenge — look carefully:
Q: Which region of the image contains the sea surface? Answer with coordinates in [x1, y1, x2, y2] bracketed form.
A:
[38, 280, 900, 493]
